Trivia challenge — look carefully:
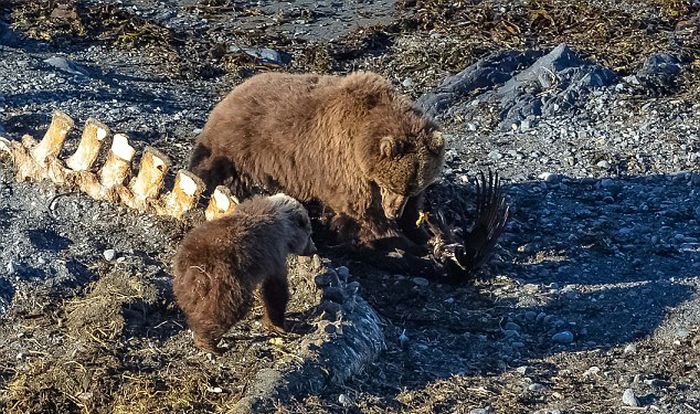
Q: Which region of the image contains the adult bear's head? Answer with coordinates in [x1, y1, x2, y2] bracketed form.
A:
[339, 71, 446, 220]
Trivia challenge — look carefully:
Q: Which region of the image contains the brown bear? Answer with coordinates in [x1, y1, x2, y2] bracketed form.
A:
[172, 193, 317, 353]
[189, 71, 445, 249]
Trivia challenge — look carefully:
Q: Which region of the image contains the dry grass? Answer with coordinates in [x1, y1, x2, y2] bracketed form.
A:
[65, 271, 158, 345]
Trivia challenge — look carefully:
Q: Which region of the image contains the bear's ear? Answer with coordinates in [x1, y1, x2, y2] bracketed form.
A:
[380, 136, 402, 159]
[430, 131, 445, 152]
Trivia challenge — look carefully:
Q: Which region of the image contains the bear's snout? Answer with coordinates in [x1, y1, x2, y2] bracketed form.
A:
[380, 188, 408, 220]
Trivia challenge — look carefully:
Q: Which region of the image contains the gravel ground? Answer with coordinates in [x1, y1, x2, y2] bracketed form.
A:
[1, 0, 699, 413]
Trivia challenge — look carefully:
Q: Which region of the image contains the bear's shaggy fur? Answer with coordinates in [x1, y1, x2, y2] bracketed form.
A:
[172, 194, 317, 353]
[189, 71, 445, 247]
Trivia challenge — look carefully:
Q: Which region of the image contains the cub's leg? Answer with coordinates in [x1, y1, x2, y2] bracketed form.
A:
[191, 321, 228, 354]
[261, 276, 289, 335]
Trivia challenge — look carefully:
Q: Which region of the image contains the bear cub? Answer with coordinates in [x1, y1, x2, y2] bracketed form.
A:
[172, 193, 317, 353]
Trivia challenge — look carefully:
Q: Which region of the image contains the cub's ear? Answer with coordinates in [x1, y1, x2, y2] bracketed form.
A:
[380, 136, 403, 159]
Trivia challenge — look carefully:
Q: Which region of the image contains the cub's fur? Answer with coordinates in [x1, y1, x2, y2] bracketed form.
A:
[172, 194, 316, 353]
[189, 71, 445, 247]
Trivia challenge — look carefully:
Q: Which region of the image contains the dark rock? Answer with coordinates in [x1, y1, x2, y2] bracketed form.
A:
[489, 44, 617, 130]
[417, 50, 543, 116]
[315, 270, 341, 288]
[323, 286, 346, 304]
[552, 330, 574, 344]
[636, 52, 682, 89]
[421, 44, 618, 130]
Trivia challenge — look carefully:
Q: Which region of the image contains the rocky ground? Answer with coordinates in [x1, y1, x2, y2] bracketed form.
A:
[1, 0, 699, 413]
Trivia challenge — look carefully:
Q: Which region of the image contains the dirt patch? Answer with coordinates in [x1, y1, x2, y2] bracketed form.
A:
[65, 269, 160, 345]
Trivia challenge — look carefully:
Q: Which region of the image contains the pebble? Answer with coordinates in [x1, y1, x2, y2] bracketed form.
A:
[536, 312, 547, 323]
[412, 277, 429, 287]
[504, 329, 520, 338]
[624, 343, 637, 354]
[504, 322, 521, 331]
[622, 388, 640, 407]
[528, 383, 546, 392]
[675, 328, 690, 339]
[488, 150, 503, 160]
[552, 331, 574, 344]
[469, 408, 492, 414]
[402, 78, 414, 87]
[524, 311, 538, 322]
[596, 160, 610, 169]
[538, 172, 561, 183]
[103, 249, 116, 261]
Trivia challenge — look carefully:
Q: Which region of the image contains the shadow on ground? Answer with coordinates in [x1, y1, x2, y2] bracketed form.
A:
[289, 172, 700, 411]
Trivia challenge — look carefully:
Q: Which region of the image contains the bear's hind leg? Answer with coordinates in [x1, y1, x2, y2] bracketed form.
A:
[261, 276, 289, 335]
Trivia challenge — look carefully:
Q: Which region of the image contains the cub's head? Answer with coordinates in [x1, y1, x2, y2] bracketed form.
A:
[267, 194, 317, 256]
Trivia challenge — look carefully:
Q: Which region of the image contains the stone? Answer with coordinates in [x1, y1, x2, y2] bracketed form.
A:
[336, 266, 350, 281]
[528, 383, 546, 392]
[538, 172, 561, 183]
[622, 388, 640, 407]
[44, 56, 88, 76]
[488, 150, 503, 160]
[675, 328, 690, 339]
[103, 249, 116, 261]
[323, 286, 345, 304]
[229, 46, 292, 65]
[636, 52, 682, 88]
[552, 331, 574, 344]
[504, 322, 521, 331]
[412, 277, 429, 287]
[516, 366, 530, 375]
